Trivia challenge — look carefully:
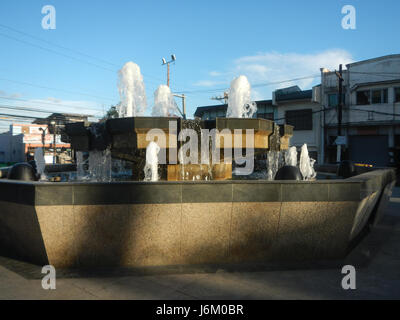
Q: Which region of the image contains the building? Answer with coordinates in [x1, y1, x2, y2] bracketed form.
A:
[194, 87, 321, 161]
[33, 112, 90, 126]
[320, 54, 400, 167]
[273, 86, 322, 162]
[0, 123, 71, 164]
[0, 113, 91, 164]
[194, 100, 276, 121]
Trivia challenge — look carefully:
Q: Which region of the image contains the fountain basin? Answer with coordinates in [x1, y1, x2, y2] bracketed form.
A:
[0, 168, 395, 268]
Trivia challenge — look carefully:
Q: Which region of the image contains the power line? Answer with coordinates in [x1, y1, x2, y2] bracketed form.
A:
[350, 71, 400, 76]
[0, 77, 116, 102]
[273, 107, 400, 123]
[176, 74, 321, 95]
[350, 107, 400, 117]
[0, 23, 169, 87]
[0, 112, 46, 120]
[0, 96, 105, 113]
[0, 32, 116, 73]
[0, 23, 118, 68]
[0, 103, 99, 117]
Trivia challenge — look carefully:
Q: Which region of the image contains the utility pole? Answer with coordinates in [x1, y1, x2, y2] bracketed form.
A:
[50, 120, 57, 164]
[173, 93, 186, 119]
[335, 64, 344, 163]
[167, 63, 170, 87]
[162, 54, 176, 87]
[211, 92, 229, 104]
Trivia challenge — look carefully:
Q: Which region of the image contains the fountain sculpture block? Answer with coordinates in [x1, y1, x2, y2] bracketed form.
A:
[64, 117, 291, 181]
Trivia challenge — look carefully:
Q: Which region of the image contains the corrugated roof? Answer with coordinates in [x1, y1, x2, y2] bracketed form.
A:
[194, 99, 273, 118]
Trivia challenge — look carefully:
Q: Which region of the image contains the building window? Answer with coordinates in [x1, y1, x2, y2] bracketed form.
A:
[257, 112, 274, 120]
[395, 87, 400, 103]
[356, 90, 370, 105]
[371, 89, 388, 104]
[285, 109, 313, 130]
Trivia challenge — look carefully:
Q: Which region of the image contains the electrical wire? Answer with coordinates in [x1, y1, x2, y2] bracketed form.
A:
[0, 77, 116, 102]
[0, 23, 171, 86]
[0, 96, 105, 113]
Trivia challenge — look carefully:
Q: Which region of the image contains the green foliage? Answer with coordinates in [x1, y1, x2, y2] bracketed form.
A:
[101, 104, 119, 122]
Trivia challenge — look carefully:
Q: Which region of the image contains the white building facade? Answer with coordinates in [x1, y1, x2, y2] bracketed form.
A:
[273, 86, 323, 163]
[321, 54, 400, 166]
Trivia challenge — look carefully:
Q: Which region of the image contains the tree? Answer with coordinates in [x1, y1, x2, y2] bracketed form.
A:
[101, 104, 119, 122]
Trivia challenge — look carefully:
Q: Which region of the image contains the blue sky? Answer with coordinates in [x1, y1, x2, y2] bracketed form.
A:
[0, 0, 399, 129]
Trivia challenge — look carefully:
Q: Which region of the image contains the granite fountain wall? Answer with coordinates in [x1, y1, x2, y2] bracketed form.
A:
[0, 168, 395, 268]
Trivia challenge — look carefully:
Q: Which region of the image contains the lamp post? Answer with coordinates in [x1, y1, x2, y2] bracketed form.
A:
[161, 54, 176, 87]
[39, 126, 49, 163]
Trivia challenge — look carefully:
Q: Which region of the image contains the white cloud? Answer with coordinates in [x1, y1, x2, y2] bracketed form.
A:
[233, 49, 353, 90]
[193, 80, 226, 87]
[46, 97, 62, 103]
[195, 49, 354, 99]
[0, 90, 23, 98]
[209, 71, 222, 77]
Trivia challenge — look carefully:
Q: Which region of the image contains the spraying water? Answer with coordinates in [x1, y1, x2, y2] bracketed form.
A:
[152, 84, 180, 117]
[285, 146, 298, 167]
[88, 149, 112, 182]
[226, 75, 257, 118]
[118, 62, 147, 117]
[34, 147, 46, 180]
[267, 150, 284, 180]
[76, 151, 87, 179]
[299, 144, 316, 180]
[144, 142, 160, 181]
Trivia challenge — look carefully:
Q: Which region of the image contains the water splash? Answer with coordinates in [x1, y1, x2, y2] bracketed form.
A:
[285, 146, 298, 167]
[226, 75, 257, 118]
[88, 149, 112, 182]
[267, 150, 284, 180]
[34, 147, 46, 180]
[76, 151, 87, 179]
[152, 84, 180, 117]
[299, 144, 316, 180]
[118, 62, 147, 117]
[144, 142, 160, 181]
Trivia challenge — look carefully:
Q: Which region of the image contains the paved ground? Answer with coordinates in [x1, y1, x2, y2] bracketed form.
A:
[0, 188, 399, 300]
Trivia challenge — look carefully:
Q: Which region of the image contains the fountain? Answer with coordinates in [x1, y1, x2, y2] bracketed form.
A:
[299, 144, 316, 180]
[0, 63, 396, 270]
[143, 141, 160, 181]
[34, 147, 46, 180]
[152, 85, 180, 117]
[226, 75, 257, 118]
[118, 61, 147, 117]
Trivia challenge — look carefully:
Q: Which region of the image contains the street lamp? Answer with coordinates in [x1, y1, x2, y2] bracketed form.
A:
[161, 54, 176, 87]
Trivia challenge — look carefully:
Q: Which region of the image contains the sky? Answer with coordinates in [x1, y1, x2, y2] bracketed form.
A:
[0, 0, 399, 131]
